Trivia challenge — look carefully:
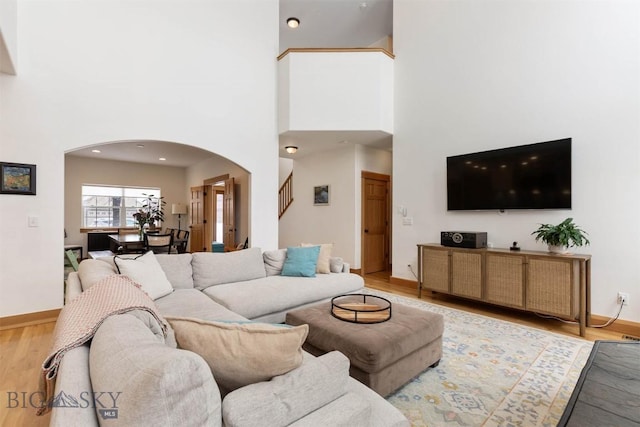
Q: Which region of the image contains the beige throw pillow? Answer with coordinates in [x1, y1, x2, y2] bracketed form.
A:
[166, 317, 308, 393]
[77, 259, 118, 291]
[301, 243, 333, 274]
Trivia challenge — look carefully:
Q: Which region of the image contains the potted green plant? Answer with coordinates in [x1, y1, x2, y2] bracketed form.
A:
[132, 194, 165, 235]
[531, 217, 590, 254]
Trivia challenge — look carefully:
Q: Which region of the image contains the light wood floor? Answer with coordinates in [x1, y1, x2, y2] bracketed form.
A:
[0, 272, 625, 427]
[0, 322, 54, 427]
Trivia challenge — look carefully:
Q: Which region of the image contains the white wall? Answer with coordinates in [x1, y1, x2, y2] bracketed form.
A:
[393, 0, 640, 322]
[0, 0, 17, 74]
[279, 51, 394, 133]
[186, 155, 249, 248]
[0, 0, 279, 317]
[279, 144, 392, 267]
[279, 146, 357, 260]
[279, 157, 294, 186]
[64, 156, 187, 254]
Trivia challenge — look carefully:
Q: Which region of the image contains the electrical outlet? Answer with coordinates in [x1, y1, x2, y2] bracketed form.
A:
[617, 292, 629, 306]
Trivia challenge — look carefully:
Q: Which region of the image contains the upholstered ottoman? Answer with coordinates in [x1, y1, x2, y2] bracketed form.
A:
[286, 300, 444, 397]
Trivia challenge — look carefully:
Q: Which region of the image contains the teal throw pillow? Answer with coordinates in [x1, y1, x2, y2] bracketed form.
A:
[281, 246, 320, 277]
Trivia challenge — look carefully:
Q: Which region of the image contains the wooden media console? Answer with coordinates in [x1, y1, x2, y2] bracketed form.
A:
[417, 244, 591, 337]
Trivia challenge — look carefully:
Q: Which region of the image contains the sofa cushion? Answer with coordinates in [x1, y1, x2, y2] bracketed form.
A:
[192, 247, 266, 290]
[202, 273, 364, 320]
[77, 259, 117, 291]
[330, 257, 345, 273]
[281, 246, 320, 277]
[89, 313, 221, 427]
[222, 351, 351, 427]
[155, 289, 248, 323]
[114, 251, 173, 300]
[263, 248, 287, 276]
[166, 317, 308, 393]
[289, 391, 372, 427]
[154, 253, 194, 289]
[301, 243, 333, 274]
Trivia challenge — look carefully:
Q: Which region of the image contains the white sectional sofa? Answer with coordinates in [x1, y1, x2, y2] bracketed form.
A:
[51, 247, 409, 427]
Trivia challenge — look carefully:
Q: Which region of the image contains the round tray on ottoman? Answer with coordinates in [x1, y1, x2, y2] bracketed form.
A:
[331, 294, 391, 324]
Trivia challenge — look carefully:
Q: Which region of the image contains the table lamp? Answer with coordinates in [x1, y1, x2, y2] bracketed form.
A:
[171, 203, 188, 230]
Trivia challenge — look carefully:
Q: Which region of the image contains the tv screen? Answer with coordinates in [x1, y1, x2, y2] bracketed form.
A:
[447, 138, 571, 211]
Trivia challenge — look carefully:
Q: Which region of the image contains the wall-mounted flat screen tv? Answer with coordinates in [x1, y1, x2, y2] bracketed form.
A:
[447, 138, 571, 211]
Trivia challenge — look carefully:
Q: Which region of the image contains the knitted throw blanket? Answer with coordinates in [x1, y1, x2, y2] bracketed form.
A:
[36, 274, 167, 416]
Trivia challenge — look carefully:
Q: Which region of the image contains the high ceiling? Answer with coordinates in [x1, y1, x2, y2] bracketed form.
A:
[279, 0, 393, 52]
[68, 1, 393, 166]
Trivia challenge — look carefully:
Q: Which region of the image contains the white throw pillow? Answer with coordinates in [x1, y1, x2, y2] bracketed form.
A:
[114, 251, 173, 300]
[330, 257, 344, 273]
[301, 243, 333, 274]
[263, 249, 287, 276]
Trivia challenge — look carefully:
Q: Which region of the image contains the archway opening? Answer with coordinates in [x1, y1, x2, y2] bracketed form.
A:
[63, 139, 250, 258]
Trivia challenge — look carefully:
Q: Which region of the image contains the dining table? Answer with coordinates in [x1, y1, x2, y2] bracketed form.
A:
[108, 233, 187, 254]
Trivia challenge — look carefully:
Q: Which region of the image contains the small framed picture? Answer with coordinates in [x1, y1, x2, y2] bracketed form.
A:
[314, 185, 329, 206]
[1, 162, 37, 195]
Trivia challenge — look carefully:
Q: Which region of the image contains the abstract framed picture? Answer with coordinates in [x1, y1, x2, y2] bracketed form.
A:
[0, 162, 36, 195]
[313, 185, 329, 206]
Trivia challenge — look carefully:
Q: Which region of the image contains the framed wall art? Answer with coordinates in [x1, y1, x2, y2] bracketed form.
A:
[313, 185, 329, 206]
[1, 162, 37, 195]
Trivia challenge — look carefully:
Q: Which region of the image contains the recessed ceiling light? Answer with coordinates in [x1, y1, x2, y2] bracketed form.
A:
[91, 149, 101, 153]
[285, 146, 298, 154]
[287, 17, 300, 28]
[136, 144, 145, 148]
[159, 157, 166, 161]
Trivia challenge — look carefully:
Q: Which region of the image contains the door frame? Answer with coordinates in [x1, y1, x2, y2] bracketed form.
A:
[203, 174, 229, 251]
[360, 171, 391, 275]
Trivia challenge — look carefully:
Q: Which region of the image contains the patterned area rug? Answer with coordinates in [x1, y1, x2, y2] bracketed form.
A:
[363, 289, 593, 427]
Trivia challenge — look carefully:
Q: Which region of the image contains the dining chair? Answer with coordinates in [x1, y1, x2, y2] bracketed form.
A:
[144, 233, 174, 254]
[64, 249, 80, 272]
[175, 230, 190, 253]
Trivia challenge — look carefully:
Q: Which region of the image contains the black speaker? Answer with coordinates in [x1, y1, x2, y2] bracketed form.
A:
[441, 231, 487, 249]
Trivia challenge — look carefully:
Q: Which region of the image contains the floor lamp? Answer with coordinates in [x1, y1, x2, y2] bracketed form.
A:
[172, 203, 187, 230]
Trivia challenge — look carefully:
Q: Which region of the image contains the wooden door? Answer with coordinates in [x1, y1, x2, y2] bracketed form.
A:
[189, 186, 207, 252]
[223, 178, 235, 250]
[362, 172, 390, 274]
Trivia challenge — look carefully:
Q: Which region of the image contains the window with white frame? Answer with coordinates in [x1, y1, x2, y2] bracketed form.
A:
[82, 185, 161, 228]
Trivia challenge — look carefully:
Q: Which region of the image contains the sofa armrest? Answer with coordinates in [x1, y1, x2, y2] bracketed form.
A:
[65, 272, 83, 304]
[49, 345, 99, 427]
[222, 351, 350, 427]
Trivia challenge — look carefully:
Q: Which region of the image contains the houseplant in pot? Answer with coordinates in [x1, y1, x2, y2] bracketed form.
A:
[132, 193, 165, 236]
[531, 217, 590, 254]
